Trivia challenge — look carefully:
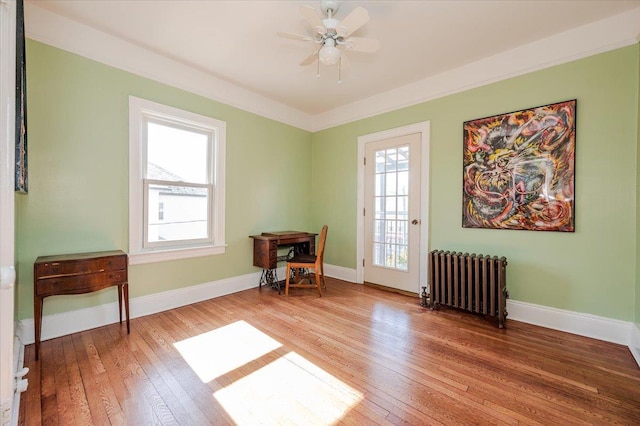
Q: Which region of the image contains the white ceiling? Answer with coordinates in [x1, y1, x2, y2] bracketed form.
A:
[25, 0, 640, 129]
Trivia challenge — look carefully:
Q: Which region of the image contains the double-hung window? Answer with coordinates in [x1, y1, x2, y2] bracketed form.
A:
[129, 96, 226, 264]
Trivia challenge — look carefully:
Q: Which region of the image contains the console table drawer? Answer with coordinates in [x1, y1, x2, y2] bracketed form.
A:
[35, 253, 126, 278]
[36, 270, 127, 297]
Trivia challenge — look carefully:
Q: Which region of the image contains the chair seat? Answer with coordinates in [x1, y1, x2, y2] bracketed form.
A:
[289, 254, 316, 264]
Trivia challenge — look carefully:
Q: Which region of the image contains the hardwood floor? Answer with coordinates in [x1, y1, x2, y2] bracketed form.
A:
[20, 278, 640, 425]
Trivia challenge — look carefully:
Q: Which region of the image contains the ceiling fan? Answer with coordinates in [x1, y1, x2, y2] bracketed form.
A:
[277, 1, 380, 80]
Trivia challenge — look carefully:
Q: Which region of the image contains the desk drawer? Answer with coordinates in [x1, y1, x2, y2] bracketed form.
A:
[35, 255, 126, 278]
[36, 270, 126, 297]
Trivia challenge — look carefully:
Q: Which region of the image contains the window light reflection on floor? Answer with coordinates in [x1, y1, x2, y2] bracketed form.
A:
[174, 320, 363, 423]
[213, 351, 364, 424]
[173, 320, 282, 382]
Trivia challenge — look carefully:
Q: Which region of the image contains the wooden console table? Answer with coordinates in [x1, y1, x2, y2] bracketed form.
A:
[249, 231, 316, 293]
[33, 250, 129, 360]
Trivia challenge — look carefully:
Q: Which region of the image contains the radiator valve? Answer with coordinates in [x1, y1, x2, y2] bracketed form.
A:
[420, 286, 430, 307]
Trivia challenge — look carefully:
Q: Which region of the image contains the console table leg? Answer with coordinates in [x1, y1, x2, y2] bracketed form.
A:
[124, 282, 130, 334]
[34, 296, 42, 361]
[118, 284, 123, 324]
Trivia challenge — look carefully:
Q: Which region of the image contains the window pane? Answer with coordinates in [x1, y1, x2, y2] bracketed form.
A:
[148, 183, 209, 242]
[147, 121, 209, 184]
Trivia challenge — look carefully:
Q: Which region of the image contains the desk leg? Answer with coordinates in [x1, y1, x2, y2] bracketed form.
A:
[34, 295, 42, 361]
[124, 282, 130, 334]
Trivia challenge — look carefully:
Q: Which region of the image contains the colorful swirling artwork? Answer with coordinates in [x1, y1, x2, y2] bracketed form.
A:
[462, 100, 576, 232]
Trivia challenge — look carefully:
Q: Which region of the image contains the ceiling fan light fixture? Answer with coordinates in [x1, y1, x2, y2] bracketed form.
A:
[319, 38, 341, 65]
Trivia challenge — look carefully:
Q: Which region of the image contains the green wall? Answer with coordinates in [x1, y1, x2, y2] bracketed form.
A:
[312, 45, 640, 322]
[16, 40, 312, 318]
[18, 39, 640, 325]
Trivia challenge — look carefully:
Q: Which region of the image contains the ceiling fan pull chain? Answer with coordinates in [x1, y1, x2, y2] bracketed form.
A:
[316, 54, 320, 79]
[338, 57, 342, 84]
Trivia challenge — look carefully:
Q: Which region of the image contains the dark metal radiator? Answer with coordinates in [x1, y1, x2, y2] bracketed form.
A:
[427, 250, 508, 328]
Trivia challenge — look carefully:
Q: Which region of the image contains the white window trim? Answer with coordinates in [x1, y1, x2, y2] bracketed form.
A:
[129, 96, 226, 265]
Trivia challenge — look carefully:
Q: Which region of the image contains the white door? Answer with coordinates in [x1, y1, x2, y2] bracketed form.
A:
[364, 133, 421, 293]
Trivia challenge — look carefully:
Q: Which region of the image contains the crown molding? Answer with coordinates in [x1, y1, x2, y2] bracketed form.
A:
[24, 3, 314, 131]
[311, 8, 640, 131]
[24, 4, 640, 133]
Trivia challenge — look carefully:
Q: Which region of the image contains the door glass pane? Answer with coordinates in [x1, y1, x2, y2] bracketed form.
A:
[397, 146, 409, 171]
[373, 242, 384, 266]
[397, 196, 408, 220]
[374, 197, 384, 219]
[374, 219, 385, 242]
[372, 144, 411, 271]
[385, 197, 397, 220]
[375, 174, 385, 196]
[397, 171, 409, 195]
[385, 148, 397, 172]
[385, 173, 397, 196]
[375, 151, 386, 173]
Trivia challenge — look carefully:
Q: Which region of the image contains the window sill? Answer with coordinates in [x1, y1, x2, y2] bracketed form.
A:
[129, 244, 226, 265]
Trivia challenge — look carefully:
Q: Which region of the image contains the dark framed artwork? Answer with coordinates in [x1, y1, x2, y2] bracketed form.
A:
[15, 0, 28, 193]
[462, 99, 576, 232]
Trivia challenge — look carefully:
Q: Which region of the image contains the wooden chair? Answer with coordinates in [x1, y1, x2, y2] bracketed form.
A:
[285, 225, 328, 296]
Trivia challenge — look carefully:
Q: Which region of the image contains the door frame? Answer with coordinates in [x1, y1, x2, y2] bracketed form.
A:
[0, 0, 17, 421]
[356, 121, 430, 289]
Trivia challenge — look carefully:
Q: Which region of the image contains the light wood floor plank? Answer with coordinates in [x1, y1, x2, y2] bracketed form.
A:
[21, 279, 640, 425]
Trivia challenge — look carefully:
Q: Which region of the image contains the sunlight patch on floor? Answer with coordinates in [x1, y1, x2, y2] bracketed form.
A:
[173, 320, 282, 382]
[213, 351, 364, 425]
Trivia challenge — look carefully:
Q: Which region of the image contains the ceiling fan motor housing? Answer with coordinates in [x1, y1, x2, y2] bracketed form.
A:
[320, 0, 340, 16]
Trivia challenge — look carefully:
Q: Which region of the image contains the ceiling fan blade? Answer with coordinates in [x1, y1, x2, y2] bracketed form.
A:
[343, 37, 380, 53]
[299, 50, 319, 66]
[336, 6, 369, 38]
[300, 5, 326, 35]
[277, 31, 314, 42]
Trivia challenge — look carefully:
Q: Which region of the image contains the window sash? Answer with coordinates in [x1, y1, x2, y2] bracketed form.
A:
[143, 179, 213, 249]
[143, 116, 214, 185]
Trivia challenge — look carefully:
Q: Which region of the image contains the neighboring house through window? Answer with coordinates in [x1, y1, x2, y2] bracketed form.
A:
[129, 96, 226, 264]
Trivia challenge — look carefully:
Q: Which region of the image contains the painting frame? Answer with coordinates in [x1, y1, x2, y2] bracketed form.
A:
[462, 99, 576, 232]
[15, 0, 28, 194]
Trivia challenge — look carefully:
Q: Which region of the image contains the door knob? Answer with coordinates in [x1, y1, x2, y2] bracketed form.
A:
[411, 219, 421, 225]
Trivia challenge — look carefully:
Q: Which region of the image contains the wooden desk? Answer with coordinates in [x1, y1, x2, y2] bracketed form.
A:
[250, 231, 316, 292]
[33, 250, 129, 360]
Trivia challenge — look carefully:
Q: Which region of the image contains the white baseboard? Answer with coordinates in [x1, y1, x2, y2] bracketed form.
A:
[506, 299, 632, 346]
[324, 263, 358, 283]
[630, 323, 640, 367]
[17, 265, 640, 368]
[20, 270, 263, 345]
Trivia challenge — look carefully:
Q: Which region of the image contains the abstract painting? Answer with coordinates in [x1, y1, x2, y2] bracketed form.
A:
[462, 99, 576, 232]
